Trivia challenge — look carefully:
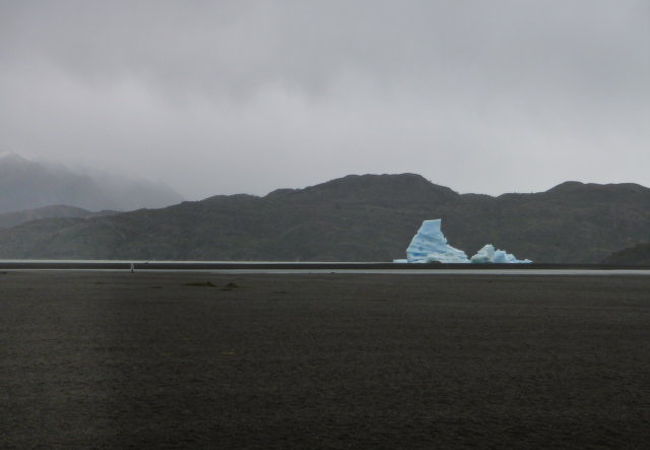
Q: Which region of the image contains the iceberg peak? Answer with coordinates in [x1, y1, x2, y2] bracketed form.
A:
[405, 219, 469, 263]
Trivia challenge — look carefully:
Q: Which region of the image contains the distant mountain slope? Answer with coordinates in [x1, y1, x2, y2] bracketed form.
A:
[0, 173, 649, 263]
[602, 243, 650, 265]
[0, 205, 116, 229]
[0, 153, 183, 213]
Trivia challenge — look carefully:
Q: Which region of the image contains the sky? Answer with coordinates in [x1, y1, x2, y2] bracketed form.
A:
[1, 0, 648, 199]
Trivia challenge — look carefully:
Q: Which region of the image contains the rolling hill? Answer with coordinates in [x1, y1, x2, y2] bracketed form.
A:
[0, 173, 648, 263]
[602, 243, 650, 265]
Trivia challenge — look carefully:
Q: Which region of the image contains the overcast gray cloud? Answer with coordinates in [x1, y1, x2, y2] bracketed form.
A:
[1, 0, 648, 198]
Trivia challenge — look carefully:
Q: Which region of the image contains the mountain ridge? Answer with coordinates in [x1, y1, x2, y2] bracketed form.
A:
[0, 173, 649, 263]
[0, 153, 183, 213]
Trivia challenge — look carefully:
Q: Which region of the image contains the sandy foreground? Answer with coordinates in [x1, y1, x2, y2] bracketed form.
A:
[2, 271, 649, 449]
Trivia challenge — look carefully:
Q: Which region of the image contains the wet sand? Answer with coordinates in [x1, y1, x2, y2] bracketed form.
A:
[2, 271, 649, 448]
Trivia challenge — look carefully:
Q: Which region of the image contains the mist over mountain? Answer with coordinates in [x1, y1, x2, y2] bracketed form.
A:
[0, 173, 648, 263]
[0, 153, 183, 213]
[0, 205, 116, 229]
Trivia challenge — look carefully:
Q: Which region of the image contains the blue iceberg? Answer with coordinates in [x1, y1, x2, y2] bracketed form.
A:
[396, 219, 532, 264]
[470, 244, 532, 264]
[403, 219, 470, 263]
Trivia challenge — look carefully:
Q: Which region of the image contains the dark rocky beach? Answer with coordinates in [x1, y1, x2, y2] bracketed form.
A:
[2, 271, 649, 448]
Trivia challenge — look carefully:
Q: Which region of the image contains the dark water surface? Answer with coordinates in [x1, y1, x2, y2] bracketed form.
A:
[2, 272, 649, 448]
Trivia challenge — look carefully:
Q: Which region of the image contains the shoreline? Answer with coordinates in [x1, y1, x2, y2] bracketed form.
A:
[1, 260, 649, 271]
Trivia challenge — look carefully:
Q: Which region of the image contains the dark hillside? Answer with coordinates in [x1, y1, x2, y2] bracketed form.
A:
[0, 174, 649, 263]
[602, 243, 650, 265]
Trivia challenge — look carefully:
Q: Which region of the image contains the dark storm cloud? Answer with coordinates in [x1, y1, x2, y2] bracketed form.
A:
[1, 0, 648, 198]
